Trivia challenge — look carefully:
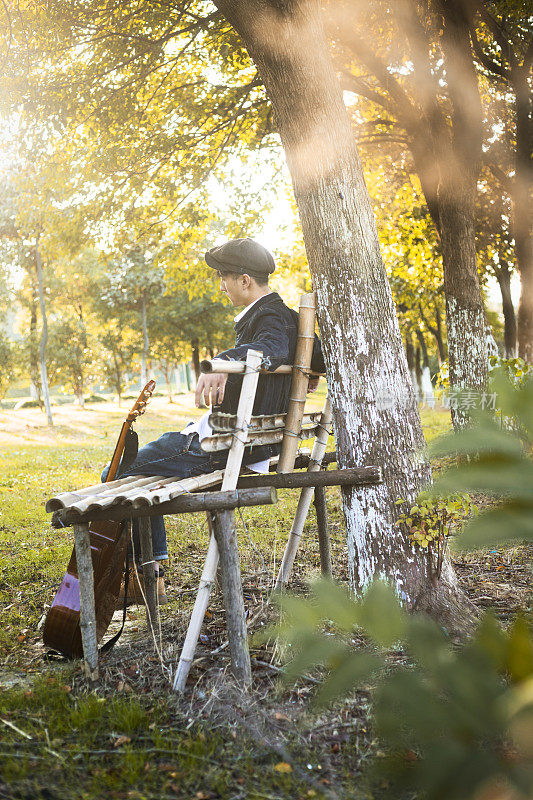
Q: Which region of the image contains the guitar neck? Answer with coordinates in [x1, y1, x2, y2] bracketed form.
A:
[106, 421, 131, 483]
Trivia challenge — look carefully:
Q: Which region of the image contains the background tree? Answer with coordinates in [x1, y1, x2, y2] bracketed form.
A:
[101, 246, 165, 386]
[47, 315, 93, 406]
[469, 0, 532, 362]
[329, 0, 494, 411]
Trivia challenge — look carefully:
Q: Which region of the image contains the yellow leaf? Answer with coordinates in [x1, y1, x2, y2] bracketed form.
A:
[274, 762, 292, 773]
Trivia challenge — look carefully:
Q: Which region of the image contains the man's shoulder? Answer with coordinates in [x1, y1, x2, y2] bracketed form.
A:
[240, 292, 296, 328]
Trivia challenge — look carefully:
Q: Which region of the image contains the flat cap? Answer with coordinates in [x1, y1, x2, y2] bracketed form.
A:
[204, 237, 275, 279]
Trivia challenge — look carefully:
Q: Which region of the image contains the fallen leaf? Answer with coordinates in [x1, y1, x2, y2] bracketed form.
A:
[274, 712, 289, 722]
[113, 735, 131, 748]
[274, 762, 292, 773]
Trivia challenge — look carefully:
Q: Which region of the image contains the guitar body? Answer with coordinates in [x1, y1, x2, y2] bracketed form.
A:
[42, 381, 156, 659]
[43, 520, 128, 657]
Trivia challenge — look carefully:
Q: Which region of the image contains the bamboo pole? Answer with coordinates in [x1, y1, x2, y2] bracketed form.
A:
[201, 359, 324, 377]
[173, 349, 262, 692]
[73, 523, 98, 681]
[208, 411, 321, 432]
[277, 293, 316, 473]
[138, 517, 158, 631]
[276, 395, 333, 588]
[200, 422, 320, 452]
[46, 475, 144, 512]
[132, 469, 226, 507]
[66, 476, 168, 514]
[54, 487, 278, 526]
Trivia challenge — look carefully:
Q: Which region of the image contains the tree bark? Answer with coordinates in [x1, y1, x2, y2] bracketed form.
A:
[214, 0, 471, 627]
[495, 264, 518, 358]
[191, 340, 201, 381]
[34, 241, 53, 427]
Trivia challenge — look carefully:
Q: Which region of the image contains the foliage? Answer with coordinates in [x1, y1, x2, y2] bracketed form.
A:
[95, 322, 140, 402]
[429, 369, 533, 549]
[489, 355, 531, 386]
[436, 355, 531, 391]
[0, 331, 15, 400]
[270, 578, 533, 800]
[47, 315, 93, 401]
[395, 492, 477, 580]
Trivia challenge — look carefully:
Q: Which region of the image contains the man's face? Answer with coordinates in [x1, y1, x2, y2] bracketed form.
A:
[218, 271, 247, 306]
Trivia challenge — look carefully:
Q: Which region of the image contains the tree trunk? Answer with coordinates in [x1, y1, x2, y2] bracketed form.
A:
[28, 297, 43, 409]
[512, 62, 533, 364]
[495, 265, 518, 358]
[140, 294, 149, 386]
[163, 363, 174, 403]
[112, 352, 122, 406]
[214, 0, 472, 628]
[414, 345, 423, 398]
[34, 242, 53, 427]
[405, 330, 419, 399]
[419, 303, 446, 365]
[436, 0, 488, 425]
[191, 340, 201, 381]
[415, 328, 434, 405]
[434, 305, 446, 363]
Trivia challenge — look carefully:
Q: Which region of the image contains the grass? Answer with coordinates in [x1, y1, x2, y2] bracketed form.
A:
[0, 393, 516, 800]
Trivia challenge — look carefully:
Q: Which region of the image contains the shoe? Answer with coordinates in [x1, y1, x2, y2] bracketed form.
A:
[116, 566, 168, 609]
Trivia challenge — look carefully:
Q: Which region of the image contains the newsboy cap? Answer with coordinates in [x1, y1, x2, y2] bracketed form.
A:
[204, 237, 275, 279]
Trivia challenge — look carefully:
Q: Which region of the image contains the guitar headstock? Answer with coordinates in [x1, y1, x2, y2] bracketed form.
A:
[127, 380, 156, 422]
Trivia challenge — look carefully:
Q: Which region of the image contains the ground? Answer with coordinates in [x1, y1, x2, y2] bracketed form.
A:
[0, 391, 531, 800]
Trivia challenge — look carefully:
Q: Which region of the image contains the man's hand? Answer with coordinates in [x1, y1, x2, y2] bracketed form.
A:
[195, 373, 228, 408]
[307, 376, 320, 393]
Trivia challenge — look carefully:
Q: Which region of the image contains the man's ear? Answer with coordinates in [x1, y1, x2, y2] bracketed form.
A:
[241, 273, 252, 289]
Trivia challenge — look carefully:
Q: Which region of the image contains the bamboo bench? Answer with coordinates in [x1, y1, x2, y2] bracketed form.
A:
[44, 294, 382, 688]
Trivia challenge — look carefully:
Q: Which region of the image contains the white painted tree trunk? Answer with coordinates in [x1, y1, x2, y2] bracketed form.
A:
[421, 367, 434, 408]
[215, 0, 472, 624]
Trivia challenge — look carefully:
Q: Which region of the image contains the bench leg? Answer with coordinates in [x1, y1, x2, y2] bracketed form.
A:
[212, 510, 252, 688]
[73, 523, 98, 681]
[314, 486, 332, 579]
[276, 396, 333, 589]
[139, 517, 158, 633]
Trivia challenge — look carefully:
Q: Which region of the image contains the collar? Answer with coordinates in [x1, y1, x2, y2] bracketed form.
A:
[233, 291, 273, 323]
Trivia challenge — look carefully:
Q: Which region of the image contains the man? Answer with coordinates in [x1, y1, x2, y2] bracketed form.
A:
[112, 237, 324, 602]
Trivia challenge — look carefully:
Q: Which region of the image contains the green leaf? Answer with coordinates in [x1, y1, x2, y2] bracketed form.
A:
[308, 578, 361, 632]
[358, 582, 406, 647]
[457, 505, 533, 550]
[506, 617, 533, 684]
[315, 652, 382, 706]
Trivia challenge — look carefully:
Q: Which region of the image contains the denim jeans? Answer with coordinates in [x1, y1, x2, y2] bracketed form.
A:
[102, 432, 220, 562]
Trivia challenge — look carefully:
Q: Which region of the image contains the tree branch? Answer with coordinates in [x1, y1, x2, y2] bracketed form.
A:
[485, 160, 514, 195]
[476, 6, 519, 71]
[339, 70, 396, 115]
[326, 15, 418, 125]
[469, 25, 509, 80]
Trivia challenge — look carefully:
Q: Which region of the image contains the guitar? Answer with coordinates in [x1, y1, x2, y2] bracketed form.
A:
[43, 381, 156, 658]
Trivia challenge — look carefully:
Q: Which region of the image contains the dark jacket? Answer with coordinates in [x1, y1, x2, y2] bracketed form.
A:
[212, 292, 325, 465]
